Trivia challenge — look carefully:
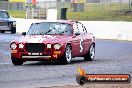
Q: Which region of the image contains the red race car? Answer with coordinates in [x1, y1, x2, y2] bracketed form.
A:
[10, 20, 95, 65]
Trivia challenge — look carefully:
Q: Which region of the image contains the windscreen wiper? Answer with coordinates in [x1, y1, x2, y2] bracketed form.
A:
[59, 30, 68, 34]
[45, 29, 52, 34]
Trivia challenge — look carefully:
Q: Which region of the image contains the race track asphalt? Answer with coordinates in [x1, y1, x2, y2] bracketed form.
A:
[0, 33, 132, 88]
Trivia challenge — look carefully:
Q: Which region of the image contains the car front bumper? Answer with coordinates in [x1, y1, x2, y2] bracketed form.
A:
[0, 26, 10, 31]
[11, 49, 64, 61]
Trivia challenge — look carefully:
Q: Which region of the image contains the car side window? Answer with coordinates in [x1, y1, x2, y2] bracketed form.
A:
[76, 22, 86, 35]
[0, 11, 9, 18]
[73, 22, 87, 35]
[82, 23, 87, 34]
[77, 23, 84, 35]
[64, 24, 73, 35]
[73, 22, 80, 34]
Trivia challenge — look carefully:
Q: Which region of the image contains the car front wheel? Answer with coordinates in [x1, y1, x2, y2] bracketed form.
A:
[1, 30, 5, 33]
[84, 44, 95, 61]
[60, 45, 72, 64]
[11, 27, 16, 34]
[11, 56, 23, 65]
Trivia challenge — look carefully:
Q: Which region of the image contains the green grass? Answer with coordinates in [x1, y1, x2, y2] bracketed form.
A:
[8, 10, 26, 18]
[67, 4, 132, 21]
[7, 4, 132, 21]
[67, 10, 132, 21]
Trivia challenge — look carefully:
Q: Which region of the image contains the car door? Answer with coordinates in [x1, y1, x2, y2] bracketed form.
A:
[75, 22, 86, 56]
[78, 22, 91, 55]
[76, 22, 92, 56]
[71, 22, 81, 57]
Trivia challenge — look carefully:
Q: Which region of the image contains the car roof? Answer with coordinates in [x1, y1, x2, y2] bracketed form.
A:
[58, 20, 78, 25]
[33, 20, 78, 25]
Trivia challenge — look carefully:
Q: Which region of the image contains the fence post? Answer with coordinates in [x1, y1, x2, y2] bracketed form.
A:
[129, 0, 131, 11]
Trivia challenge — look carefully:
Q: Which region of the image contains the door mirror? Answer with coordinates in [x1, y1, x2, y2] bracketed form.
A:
[22, 32, 26, 35]
[75, 32, 80, 36]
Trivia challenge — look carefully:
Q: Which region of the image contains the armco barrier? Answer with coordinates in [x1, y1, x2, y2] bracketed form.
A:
[14, 18, 44, 33]
[14, 18, 132, 41]
[80, 21, 132, 41]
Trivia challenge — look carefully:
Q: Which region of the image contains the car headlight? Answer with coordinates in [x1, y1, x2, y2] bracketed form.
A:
[47, 44, 51, 48]
[10, 43, 17, 50]
[54, 44, 61, 50]
[13, 21, 16, 26]
[19, 43, 24, 49]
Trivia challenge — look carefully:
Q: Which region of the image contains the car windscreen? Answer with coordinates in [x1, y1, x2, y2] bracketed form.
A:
[0, 11, 10, 19]
[27, 22, 73, 35]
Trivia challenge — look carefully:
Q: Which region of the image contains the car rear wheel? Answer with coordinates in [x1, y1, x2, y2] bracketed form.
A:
[84, 44, 95, 61]
[11, 27, 16, 34]
[1, 30, 5, 33]
[60, 45, 72, 64]
[11, 56, 23, 65]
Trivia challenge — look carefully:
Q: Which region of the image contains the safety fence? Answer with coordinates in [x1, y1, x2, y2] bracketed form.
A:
[0, 1, 132, 11]
[0, 0, 132, 19]
[0, 1, 24, 10]
[14, 18, 132, 41]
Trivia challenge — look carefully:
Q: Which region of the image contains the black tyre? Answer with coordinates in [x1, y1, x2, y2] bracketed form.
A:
[11, 56, 23, 65]
[1, 30, 5, 33]
[76, 75, 87, 85]
[60, 45, 72, 64]
[11, 27, 16, 34]
[84, 44, 95, 61]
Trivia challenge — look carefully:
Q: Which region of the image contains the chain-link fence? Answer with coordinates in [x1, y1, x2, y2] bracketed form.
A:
[1, 0, 131, 11]
[0, 0, 132, 20]
[0, 1, 25, 10]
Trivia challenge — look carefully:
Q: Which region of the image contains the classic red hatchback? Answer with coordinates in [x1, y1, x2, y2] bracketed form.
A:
[10, 20, 95, 65]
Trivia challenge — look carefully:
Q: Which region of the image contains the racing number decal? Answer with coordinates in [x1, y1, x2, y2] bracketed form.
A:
[80, 39, 83, 52]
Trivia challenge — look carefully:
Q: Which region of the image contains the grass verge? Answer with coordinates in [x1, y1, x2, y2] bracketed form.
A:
[7, 4, 132, 21]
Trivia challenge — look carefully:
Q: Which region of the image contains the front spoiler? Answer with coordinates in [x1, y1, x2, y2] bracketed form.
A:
[22, 55, 51, 59]
[0, 26, 10, 30]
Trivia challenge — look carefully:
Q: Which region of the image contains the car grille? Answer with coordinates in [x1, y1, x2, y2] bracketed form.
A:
[25, 43, 44, 53]
[0, 22, 8, 26]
